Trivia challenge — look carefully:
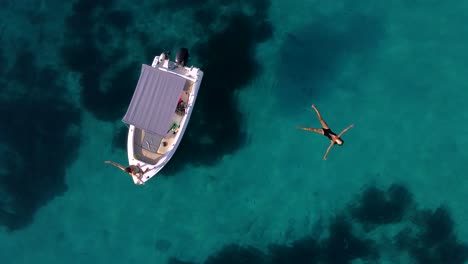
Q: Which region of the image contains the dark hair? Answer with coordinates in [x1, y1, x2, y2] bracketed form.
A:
[338, 138, 344, 146]
[125, 167, 132, 173]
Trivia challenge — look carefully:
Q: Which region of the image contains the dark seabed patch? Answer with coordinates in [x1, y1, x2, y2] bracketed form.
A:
[62, 0, 273, 172]
[161, 1, 273, 175]
[396, 207, 468, 263]
[277, 14, 385, 114]
[0, 49, 81, 231]
[112, 124, 128, 151]
[320, 215, 378, 263]
[169, 184, 468, 264]
[155, 239, 173, 253]
[350, 183, 413, 231]
[269, 236, 320, 264]
[0, 46, 4, 75]
[61, 0, 143, 121]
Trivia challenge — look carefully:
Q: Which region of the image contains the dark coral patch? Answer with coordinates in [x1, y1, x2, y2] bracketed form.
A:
[0, 49, 81, 230]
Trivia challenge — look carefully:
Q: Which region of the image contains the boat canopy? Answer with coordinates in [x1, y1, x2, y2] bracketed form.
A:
[122, 64, 186, 137]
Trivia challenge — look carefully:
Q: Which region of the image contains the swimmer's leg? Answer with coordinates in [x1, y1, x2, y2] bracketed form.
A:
[311, 105, 330, 129]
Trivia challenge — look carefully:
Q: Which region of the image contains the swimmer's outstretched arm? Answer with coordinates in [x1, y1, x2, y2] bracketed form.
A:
[337, 124, 354, 137]
[296, 126, 324, 135]
[323, 142, 335, 160]
[104, 160, 126, 172]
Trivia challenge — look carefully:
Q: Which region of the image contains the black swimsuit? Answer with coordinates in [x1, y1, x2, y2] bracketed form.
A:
[323, 128, 337, 140]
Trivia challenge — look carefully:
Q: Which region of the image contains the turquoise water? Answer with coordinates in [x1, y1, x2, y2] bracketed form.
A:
[1, 0, 468, 263]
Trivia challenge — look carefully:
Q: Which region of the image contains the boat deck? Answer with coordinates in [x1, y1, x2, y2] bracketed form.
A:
[132, 81, 192, 165]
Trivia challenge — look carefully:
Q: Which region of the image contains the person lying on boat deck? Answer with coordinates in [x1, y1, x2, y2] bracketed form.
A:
[104, 160, 148, 184]
[296, 104, 354, 160]
[176, 99, 187, 113]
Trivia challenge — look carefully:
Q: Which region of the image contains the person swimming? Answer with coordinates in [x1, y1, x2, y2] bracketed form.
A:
[104, 160, 148, 184]
[297, 104, 354, 160]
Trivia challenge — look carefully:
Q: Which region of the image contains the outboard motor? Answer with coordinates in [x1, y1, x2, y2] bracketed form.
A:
[158, 51, 171, 63]
[175, 48, 189, 67]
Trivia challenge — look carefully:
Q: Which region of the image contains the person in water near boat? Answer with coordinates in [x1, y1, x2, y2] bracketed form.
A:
[297, 104, 354, 160]
[104, 160, 148, 184]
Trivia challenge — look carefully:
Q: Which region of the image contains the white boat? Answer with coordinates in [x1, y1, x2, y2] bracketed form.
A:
[122, 48, 204, 184]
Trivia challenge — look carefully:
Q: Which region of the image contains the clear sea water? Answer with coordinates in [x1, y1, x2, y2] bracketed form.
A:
[1, 0, 468, 263]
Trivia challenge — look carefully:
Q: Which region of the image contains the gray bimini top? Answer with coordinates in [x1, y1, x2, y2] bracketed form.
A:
[122, 64, 186, 137]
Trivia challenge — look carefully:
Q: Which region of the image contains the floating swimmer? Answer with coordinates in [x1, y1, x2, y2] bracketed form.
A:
[297, 104, 354, 160]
